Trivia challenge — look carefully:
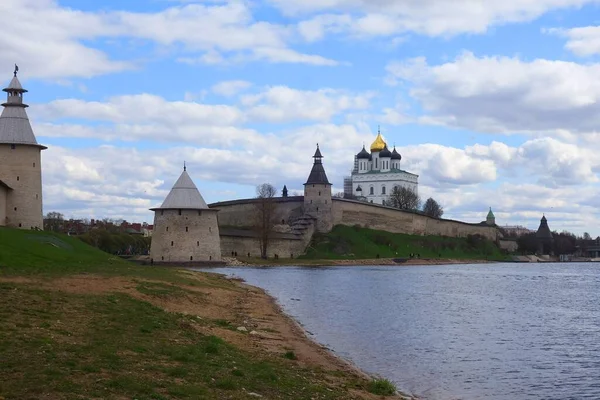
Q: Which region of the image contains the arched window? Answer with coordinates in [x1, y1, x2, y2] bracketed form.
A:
[382, 186, 386, 195]
[369, 186, 374, 195]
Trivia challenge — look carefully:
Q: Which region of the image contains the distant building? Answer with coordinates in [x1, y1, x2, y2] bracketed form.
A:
[0, 68, 46, 229]
[344, 129, 418, 205]
[150, 166, 221, 263]
[536, 215, 554, 254]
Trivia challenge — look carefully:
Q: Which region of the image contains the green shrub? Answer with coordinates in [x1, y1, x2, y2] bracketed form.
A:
[367, 378, 396, 396]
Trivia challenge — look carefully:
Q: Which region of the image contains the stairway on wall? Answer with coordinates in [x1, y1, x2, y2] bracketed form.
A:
[290, 214, 315, 236]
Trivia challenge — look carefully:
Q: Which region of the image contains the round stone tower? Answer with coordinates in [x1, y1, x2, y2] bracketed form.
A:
[150, 166, 221, 263]
[0, 67, 46, 229]
[304, 144, 333, 232]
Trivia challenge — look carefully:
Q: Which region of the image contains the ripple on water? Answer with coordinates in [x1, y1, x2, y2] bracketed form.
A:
[199, 263, 600, 400]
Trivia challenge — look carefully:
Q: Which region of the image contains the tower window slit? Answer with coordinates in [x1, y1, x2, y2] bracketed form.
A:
[185, 227, 188, 232]
[197, 241, 199, 246]
[171, 241, 174, 246]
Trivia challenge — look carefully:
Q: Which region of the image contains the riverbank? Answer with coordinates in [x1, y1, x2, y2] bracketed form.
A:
[0, 267, 414, 399]
[224, 256, 498, 267]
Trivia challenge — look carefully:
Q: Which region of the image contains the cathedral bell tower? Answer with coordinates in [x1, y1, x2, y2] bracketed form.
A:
[303, 144, 333, 232]
[0, 66, 46, 229]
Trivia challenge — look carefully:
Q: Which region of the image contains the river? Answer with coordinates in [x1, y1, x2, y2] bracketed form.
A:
[197, 263, 600, 399]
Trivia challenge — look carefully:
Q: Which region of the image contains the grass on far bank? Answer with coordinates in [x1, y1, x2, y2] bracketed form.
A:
[300, 224, 509, 261]
[0, 227, 397, 399]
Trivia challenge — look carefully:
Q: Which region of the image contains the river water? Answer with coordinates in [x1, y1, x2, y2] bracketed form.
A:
[198, 263, 600, 400]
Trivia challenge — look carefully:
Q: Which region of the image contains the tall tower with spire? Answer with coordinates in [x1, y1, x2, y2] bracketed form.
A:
[150, 166, 221, 263]
[0, 67, 46, 229]
[304, 144, 333, 232]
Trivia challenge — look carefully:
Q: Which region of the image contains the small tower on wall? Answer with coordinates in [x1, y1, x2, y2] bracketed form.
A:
[535, 215, 554, 255]
[304, 144, 333, 232]
[0, 66, 46, 229]
[150, 165, 221, 263]
[486, 207, 496, 225]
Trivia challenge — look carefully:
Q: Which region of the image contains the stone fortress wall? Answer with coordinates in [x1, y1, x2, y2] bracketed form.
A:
[331, 198, 498, 241]
[209, 195, 499, 258]
[0, 144, 43, 229]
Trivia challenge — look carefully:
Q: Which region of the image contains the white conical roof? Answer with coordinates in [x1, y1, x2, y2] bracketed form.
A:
[6, 76, 24, 91]
[0, 74, 43, 147]
[155, 169, 210, 210]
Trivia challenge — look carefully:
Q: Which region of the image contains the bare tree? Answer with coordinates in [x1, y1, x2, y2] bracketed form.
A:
[43, 212, 64, 231]
[388, 186, 421, 211]
[254, 183, 278, 259]
[422, 197, 444, 218]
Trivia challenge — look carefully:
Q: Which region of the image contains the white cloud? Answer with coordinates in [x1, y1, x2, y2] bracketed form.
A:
[386, 52, 600, 135]
[0, 0, 338, 80]
[211, 80, 252, 97]
[241, 86, 373, 122]
[40, 132, 600, 235]
[547, 26, 600, 56]
[286, 0, 599, 38]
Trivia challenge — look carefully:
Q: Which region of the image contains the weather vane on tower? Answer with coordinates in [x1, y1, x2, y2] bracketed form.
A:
[14, 64, 19, 77]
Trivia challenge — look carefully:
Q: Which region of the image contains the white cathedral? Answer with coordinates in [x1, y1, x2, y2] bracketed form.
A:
[343, 130, 418, 205]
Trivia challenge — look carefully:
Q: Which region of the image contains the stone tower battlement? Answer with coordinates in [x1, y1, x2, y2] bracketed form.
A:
[150, 166, 221, 263]
[303, 145, 333, 232]
[0, 68, 46, 229]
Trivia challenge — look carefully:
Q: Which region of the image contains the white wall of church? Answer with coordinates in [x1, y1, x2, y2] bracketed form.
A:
[352, 172, 418, 205]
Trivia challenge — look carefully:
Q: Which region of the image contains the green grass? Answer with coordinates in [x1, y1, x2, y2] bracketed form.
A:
[0, 282, 357, 399]
[0, 227, 208, 285]
[300, 224, 509, 261]
[0, 226, 383, 399]
[367, 378, 397, 396]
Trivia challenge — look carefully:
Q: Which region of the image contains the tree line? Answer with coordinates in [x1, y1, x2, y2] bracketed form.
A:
[43, 212, 151, 255]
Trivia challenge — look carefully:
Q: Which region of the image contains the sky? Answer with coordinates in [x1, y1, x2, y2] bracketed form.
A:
[3, 0, 600, 235]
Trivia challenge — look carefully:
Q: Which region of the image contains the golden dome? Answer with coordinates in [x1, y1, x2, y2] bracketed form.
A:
[370, 132, 387, 152]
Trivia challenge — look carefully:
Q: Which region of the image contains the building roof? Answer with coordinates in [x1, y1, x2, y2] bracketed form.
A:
[391, 146, 401, 160]
[379, 145, 392, 158]
[356, 145, 371, 159]
[370, 131, 386, 152]
[536, 215, 553, 239]
[0, 73, 45, 148]
[305, 145, 331, 185]
[152, 168, 212, 210]
[4, 76, 25, 92]
[313, 145, 323, 159]
[487, 207, 495, 219]
[353, 168, 418, 177]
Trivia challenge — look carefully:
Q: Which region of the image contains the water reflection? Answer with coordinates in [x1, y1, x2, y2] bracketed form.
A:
[197, 263, 600, 400]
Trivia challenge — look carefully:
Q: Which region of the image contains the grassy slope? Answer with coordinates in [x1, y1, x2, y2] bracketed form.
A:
[301, 225, 508, 260]
[0, 227, 382, 399]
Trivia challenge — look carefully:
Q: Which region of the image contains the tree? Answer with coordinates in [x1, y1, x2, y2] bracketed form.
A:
[422, 197, 444, 218]
[388, 186, 421, 211]
[254, 183, 278, 259]
[44, 212, 64, 231]
[584, 232, 592, 240]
